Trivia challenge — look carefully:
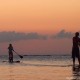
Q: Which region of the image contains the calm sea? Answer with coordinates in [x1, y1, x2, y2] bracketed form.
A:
[0, 55, 73, 66]
[0, 55, 78, 80]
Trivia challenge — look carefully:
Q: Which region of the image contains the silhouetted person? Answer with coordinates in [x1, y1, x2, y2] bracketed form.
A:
[8, 44, 14, 63]
[72, 32, 80, 66]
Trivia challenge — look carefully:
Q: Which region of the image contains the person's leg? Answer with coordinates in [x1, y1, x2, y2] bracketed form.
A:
[9, 57, 12, 63]
[11, 57, 13, 62]
[10, 53, 13, 63]
[9, 56, 13, 63]
[73, 57, 75, 66]
[9, 53, 11, 62]
[9, 56, 11, 63]
[12, 54, 13, 62]
[78, 57, 80, 66]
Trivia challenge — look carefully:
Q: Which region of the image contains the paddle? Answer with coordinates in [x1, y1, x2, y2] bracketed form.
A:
[13, 50, 23, 59]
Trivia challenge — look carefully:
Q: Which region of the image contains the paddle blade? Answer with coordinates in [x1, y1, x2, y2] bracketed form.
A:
[19, 55, 23, 59]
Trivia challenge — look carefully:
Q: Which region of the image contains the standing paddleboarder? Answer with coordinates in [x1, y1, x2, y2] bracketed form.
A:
[8, 44, 14, 63]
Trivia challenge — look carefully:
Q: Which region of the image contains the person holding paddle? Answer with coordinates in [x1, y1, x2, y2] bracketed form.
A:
[8, 44, 14, 63]
[8, 44, 23, 63]
[72, 32, 80, 66]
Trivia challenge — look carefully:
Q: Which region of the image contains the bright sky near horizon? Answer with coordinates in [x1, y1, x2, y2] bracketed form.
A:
[0, 0, 80, 55]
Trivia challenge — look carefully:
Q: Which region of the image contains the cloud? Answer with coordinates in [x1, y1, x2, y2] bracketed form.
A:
[0, 30, 79, 42]
[51, 29, 74, 39]
[0, 31, 48, 42]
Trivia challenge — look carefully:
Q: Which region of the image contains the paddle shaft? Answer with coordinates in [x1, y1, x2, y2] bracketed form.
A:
[13, 50, 19, 55]
[13, 50, 23, 59]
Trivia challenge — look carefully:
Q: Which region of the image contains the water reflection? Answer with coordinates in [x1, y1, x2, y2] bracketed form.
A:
[72, 65, 80, 80]
[8, 65, 15, 80]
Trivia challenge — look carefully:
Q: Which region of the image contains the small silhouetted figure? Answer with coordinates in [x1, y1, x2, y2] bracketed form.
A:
[8, 44, 14, 63]
[72, 32, 80, 66]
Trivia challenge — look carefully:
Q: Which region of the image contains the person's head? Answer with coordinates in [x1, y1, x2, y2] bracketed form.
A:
[9, 44, 12, 47]
[75, 32, 79, 37]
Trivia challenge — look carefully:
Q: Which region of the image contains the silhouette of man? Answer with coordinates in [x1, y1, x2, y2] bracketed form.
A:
[8, 44, 14, 63]
[72, 32, 80, 66]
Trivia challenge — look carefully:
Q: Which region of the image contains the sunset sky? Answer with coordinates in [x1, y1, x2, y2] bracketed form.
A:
[0, 0, 80, 55]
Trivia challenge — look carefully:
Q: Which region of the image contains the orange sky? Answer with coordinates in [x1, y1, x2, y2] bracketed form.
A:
[0, 0, 80, 55]
[0, 0, 80, 33]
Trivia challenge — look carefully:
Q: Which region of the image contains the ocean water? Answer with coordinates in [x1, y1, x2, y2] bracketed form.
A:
[0, 55, 72, 66]
[0, 55, 79, 80]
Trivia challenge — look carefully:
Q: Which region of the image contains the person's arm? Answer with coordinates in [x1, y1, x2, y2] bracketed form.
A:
[79, 38, 80, 42]
[78, 38, 80, 46]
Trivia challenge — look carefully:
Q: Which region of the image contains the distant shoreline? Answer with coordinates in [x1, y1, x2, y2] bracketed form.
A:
[0, 54, 71, 56]
[23, 54, 70, 56]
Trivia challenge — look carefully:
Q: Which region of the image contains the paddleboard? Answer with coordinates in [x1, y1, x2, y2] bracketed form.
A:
[2, 61, 20, 63]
